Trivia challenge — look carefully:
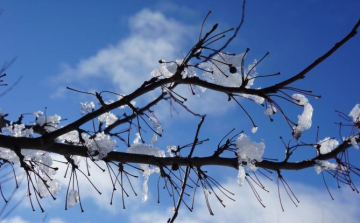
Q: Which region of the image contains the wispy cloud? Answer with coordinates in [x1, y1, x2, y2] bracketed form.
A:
[51, 9, 194, 97]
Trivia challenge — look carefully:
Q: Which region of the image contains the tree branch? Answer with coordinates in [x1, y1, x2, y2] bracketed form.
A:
[1, 133, 358, 172]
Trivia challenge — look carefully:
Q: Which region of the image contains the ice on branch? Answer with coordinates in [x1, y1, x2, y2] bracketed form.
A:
[37, 178, 61, 198]
[150, 134, 158, 145]
[237, 165, 246, 186]
[84, 132, 116, 160]
[167, 145, 178, 157]
[2, 123, 33, 137]
[292, 94, 313, 139]
[57, 130, 80, 144]
[199, 53, 245, 87]
[151, 59, 196, 79]
[240, 93, 265, 105]
[80, 101, 95, 114]
[58, 130, 116, 160]
[98, 112, 118, 127]
[317, 137, 339, 155]
[34, 112, 61, 132]
[21, 150, 56, 175]
[149, 116, 162, 135]
[349, 104, 360, 124]
[0, 147, 19, 163]
[350, 136, 359, 150]
[127, 143, 165, 157]
[127, 133, 166, 202]
[117, 95, 136, 109]
[0, 109, 5, 117]
[18, 149, 61, 198]
[264, 105, 277, 116]
[199, 53, 264, 104]
[67, 189, 80, 207]
[314, 160, 337, 174]
[236, 133, 265, 171]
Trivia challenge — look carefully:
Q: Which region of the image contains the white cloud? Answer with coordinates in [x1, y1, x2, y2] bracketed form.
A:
[0, 216, 30, 223]
[130, 178, 360, 223]
[48, 218, 66, 223]
[52, 9, 194, 97]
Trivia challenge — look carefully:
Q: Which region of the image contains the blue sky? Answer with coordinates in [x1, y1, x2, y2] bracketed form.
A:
[1, 0, 360, 223]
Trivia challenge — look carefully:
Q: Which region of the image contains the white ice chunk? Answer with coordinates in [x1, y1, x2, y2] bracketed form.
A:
[317, 137, 339, 154]
[314, 160, 337, 174]
[237, 165, 246, 186]
[240, 94, 265, 105]
[21, 150, 55, 176]
[80, 101, 95, 114]
[2, 123, 33, 137]
[150, 134, 158, 145]
[292, 94, 308, 105]
[236, 133, 265, 171]
[151, 59, 196, 79]
[33, 111, 43, 117]
[350, 136, 359, 149]
[127, 143, 165, 158]
[167, 145, 178, 157]
[149, 116, 162, 135]
[35, 114, 61, 132]
[0, 147, 19, 163]
[98, 112, 118, 127]
[37, 179, 61, 198]
[67, 189, 80, 207]
[199, 53, 245, 87]
[84, 132, 116, 160]
[57, 130, 80, 144]
[349, 104, 360, 123]
[292, 94, 313, 139]
[264, 105, 277, 115]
